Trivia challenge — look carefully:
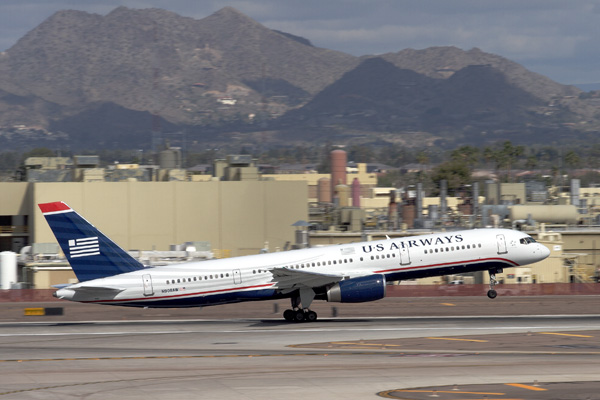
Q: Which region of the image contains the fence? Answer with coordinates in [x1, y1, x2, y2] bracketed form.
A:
[1, 284, 599, 302]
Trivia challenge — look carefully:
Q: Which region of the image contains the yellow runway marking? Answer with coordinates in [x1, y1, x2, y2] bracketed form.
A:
[393, 389, 505, 395]
[539, 332, 594, 338]
[426, 337, 489, 343]
[440, 302, 456, 306]
[506, 383, 547, 391]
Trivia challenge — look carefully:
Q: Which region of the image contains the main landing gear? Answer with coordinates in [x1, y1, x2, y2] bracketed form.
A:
[487, 268, 502, 299]
[283, 308, 317, 322]
[283, 288, 318, 322]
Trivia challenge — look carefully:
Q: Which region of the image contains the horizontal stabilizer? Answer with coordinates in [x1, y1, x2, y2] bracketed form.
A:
[51, 284, 72, 289]
[71, 285, 126, 293]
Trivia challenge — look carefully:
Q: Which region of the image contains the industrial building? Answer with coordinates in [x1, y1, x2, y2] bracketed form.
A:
[2, 149, 600, 289]
[0, 178, 308, 288]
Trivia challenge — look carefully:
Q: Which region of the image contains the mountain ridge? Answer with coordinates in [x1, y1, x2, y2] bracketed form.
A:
[0, 6, 596, 150]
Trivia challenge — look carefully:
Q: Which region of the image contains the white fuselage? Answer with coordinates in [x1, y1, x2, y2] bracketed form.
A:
[55, 228, 550, 307]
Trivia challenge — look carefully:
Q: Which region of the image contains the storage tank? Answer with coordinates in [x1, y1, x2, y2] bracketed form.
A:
[159, 148, 181, 169]
[330, 150, 347, 194]
[351, 178, 361, 207]
[335, 184, 350, 207]
[317, 177, 332, 203]
[509, 205, 579, 224]
[402, 204, 415, 229]
[0, 251, 17, 290]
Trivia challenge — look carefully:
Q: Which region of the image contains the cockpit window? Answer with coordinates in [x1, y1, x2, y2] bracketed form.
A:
[519, 237, 537, 245]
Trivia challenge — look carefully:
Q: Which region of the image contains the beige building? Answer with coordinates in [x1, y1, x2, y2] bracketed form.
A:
[263, 162, 378, 203]
[0, 180, 308, 257]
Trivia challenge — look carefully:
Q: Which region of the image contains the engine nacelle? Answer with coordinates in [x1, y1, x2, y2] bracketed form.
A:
[326, 274, 386, 303]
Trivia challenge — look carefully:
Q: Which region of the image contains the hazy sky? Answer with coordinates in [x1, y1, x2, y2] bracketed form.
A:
[1, 1, 599, 85]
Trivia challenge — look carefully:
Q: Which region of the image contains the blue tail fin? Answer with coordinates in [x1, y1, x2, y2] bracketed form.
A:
[39, 202, 144, 282]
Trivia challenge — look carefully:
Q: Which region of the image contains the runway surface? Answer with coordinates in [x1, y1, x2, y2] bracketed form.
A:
[1, 296, 600, 399]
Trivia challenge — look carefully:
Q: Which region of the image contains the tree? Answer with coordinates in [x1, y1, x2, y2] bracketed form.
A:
[564, 150, 581, 169]
[525, 155, 538, 170]
[21, 147, 56, 161]
[485, 141, 524, 182]
[430, 159, 471, 195]
[416, 150, 429, 165]
[451, 145, 480, 169]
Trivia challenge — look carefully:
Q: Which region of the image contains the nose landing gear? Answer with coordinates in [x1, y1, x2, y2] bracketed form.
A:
[487, 268, 502, 299]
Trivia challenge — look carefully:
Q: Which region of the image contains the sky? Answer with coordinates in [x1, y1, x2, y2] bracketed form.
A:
[1, 1, 599, 86]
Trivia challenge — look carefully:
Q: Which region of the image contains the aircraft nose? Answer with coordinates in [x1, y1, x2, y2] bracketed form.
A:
[539, 244, 551, 260]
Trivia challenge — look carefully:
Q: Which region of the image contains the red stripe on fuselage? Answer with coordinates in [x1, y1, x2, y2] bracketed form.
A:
[374, 257, 519, 274]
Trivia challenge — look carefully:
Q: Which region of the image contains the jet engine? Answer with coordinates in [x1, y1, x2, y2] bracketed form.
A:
[326, 274, 386, 303]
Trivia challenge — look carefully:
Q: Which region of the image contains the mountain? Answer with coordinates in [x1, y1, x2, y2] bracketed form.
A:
[279, 57, 570, 146]
[575, 83, 600, 92]
[0, 6, 596, 150]
[0, 6, 356, 132]
[378, 47, 579, 101]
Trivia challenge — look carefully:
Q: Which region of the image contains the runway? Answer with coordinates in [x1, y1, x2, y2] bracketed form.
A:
[1, 297, 600, 399]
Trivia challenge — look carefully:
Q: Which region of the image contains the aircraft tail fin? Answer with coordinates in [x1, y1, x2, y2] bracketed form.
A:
[39, 202, 144, 282]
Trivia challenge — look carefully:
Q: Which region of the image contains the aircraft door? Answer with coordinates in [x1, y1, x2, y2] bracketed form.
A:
[142, 274, 154, 296]
[496, 234, 508, 254]
[233, 269, 242, 285]
[399, 246, 411, 265]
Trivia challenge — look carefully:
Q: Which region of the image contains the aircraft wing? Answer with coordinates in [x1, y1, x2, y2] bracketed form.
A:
[270, 267, 343, 293]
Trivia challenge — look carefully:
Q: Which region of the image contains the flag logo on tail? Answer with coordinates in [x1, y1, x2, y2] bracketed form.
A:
[69, 237, 100, 258]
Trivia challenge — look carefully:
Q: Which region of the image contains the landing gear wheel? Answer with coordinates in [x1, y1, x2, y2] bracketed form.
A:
[293, 309, 306, 322]
[283, 309, 295, 321]
[487, 270, 500, 299]
[305, 310, 318, 322]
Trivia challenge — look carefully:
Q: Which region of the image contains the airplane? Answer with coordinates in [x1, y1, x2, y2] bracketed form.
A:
[40, 201, 550, 322]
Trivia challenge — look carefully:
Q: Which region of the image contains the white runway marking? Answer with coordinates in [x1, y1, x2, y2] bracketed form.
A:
[1, 325, 598, 337]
